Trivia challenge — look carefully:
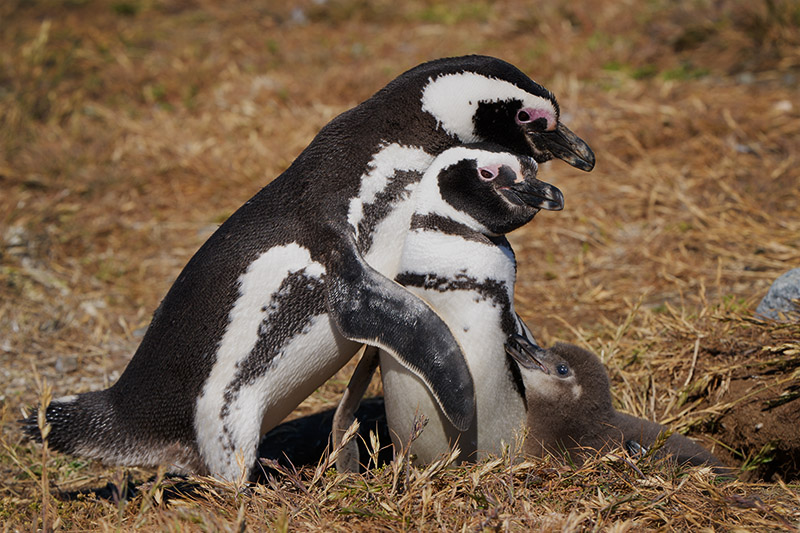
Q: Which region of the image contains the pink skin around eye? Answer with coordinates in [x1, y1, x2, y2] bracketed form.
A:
[478, 164, 500, 181]
[516, 107, 556, 131]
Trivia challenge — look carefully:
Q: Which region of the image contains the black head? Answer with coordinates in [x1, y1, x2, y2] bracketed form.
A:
[415, 55, 596, 171]
[421, 144, 564, 236]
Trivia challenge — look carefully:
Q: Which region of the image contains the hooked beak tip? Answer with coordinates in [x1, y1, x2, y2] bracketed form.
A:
[532, 122, 596, 172]
[505, 182, 564, 212]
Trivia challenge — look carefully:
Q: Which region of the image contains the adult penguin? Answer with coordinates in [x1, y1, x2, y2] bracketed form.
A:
[23, 55, 595, 481]
[332, 143, 563, 471]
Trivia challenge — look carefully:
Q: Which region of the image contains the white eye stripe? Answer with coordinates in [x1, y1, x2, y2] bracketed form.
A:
[421, 72, 557, 143]
[427, 146, 534, 177]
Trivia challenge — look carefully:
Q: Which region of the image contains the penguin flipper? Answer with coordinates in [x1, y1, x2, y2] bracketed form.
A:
[326, 244, 475, 432]
[332, 345, 379, 473]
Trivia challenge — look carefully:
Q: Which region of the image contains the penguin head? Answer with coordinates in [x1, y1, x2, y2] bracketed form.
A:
[506, 339, 614, 416]
[505, 339, 621, 458]
[419, 144, 564, 236]
[418, 56, 595, 171]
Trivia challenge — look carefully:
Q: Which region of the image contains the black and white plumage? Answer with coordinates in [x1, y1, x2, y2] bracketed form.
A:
[506, 340, 729, 473]
[22, 55, 593, 481]
[333, 144, 563, 469]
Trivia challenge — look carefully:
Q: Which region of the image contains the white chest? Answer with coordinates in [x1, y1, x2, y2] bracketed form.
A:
[381, 231, 527, 463]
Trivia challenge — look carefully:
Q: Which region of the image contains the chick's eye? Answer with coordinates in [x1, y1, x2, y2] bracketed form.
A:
[556, 363, 569, 376]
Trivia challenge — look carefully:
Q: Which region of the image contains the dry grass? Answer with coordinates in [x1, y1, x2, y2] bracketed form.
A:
[2, 0, 800, 530]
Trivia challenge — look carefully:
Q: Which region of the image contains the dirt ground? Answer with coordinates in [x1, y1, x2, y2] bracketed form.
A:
[2, 0, 800, 530]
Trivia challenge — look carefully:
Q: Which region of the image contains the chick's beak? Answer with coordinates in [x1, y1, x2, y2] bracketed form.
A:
[505, 334, 550, 374]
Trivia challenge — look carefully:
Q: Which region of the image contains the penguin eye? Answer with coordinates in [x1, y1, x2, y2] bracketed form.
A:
[478, 167, 497, 181]
[516, 107, 552, 131]
[556, 363, 570, 376]
[516, 109, 532, 123]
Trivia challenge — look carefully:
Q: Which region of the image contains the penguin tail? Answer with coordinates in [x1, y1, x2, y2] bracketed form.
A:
[20, 391, 119, 460]
[21, 391, 203, 473]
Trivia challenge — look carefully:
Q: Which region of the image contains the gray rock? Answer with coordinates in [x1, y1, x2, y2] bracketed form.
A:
[756, 268, 800, 321]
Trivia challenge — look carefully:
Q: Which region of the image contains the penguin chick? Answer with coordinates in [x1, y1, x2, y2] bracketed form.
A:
[506, 339, 730, 474]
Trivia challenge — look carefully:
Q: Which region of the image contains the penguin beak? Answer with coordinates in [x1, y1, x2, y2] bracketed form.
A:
[529, 122, 595, 172]
[505, 334, 550, 374]
[503, 179, 564, 212]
